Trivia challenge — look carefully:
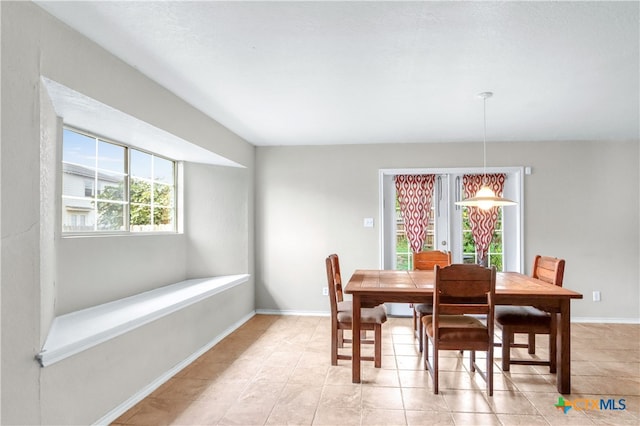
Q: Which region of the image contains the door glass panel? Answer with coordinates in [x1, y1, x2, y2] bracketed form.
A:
[462, 206, 504, 271]
[394, 195, 435, 271]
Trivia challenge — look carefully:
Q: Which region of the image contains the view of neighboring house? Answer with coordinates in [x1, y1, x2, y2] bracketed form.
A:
[62, 162, 122, 232]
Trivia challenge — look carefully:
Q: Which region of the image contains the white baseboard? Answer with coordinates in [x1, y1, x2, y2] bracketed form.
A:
[93, 310, 256, 426]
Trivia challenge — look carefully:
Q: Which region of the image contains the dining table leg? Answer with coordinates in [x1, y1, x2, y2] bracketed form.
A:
[557, 300, 571, 394]
[352, 294, 361, 383]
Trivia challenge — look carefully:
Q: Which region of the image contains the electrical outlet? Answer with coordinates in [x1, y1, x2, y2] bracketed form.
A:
[593, 291, 601, 302]
[322, 287, 328, 296]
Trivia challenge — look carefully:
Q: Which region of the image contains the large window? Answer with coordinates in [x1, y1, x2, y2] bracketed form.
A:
[62, 128, 176, 233]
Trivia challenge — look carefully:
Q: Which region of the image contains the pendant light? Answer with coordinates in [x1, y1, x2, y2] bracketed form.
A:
[455, 92, 517, 210]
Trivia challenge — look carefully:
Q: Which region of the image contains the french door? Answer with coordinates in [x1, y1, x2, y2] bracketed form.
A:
[379, 167, 524, 315]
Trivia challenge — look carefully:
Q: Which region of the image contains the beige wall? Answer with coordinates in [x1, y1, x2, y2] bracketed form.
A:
[1, 2, 254, 424]
[255, 141, 639, 320]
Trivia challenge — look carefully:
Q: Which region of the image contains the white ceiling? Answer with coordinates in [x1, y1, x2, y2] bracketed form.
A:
[36, 1, 639, 146]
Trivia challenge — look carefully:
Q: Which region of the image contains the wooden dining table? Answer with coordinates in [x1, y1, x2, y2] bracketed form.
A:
[344, 269, 583, 394]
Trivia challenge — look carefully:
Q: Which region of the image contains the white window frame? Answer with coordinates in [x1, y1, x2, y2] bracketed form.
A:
[61, 126, 178, 236]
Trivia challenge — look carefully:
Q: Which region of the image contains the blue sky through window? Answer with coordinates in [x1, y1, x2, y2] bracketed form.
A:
[62, 129, 95, 168]
[63, 129, 125, 176]
[97, 140, 125, 173]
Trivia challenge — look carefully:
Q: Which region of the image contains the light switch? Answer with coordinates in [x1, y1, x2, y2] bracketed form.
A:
[363, 217, 374, 228]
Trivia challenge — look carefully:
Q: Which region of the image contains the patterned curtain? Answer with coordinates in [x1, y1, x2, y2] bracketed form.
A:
[394, 175, 436, 254]
[463, 174, 506, 265]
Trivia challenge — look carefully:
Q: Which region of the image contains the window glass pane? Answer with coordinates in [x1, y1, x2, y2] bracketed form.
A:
[130, 149, 152, 180]
[62, 164, 94, 201]
[97, 140, 125, 173]
[130, 178, 151, 204]
[62, 129, 95, 168]
[97, 172, 125, 201]
[154, 156, 174, 184]
[96, 202, 124, 231]
[154, 207, 174, 231]
[462, 208, 471, 230]
[490, 231, 503, 253]
[489, 254, 503, 271]
[461, 206, 504, 271]
[396, 253, 409, 271]
[154, 183, 174, 207]
[62, 201, 94, 232]
[130, 204, 151, 228]
[84, 180, 95, 197]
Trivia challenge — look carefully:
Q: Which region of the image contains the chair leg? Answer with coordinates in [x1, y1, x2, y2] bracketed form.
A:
[338, 329, 344, 348]
[418, 312, 424, 352]
[487, 346, 494, 396]
[331, 325, 338, 366]
[423, 332, 428, 370]
[528, 332, 536, 354]
[412, 305, 417, 332]
[502, 328, 511, 372]
[549, 313, 557, 373]
[423, 326, 438, 394]
[433, 342, 439, 394]
[374, 324, 382, 368]
[470, 350, 476, 372]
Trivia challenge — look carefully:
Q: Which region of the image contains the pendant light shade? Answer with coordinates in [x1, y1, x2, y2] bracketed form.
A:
[455, 92, 517, 210]
[457, 185, 516, 210]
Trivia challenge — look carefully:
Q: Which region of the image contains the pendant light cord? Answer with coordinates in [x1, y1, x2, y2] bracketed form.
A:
[478, 92, 492, 186]
[483, 95, 487, 186]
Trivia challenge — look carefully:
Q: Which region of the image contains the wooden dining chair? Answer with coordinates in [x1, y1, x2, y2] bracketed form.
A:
[325, 254, 387, 367]
[411, 250, 452, 351]
[423, 264, 496, 396]
[495, 255, 566, 372]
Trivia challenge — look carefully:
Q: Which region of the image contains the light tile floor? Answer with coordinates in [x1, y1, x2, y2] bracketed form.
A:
[113, 315, 639, 425]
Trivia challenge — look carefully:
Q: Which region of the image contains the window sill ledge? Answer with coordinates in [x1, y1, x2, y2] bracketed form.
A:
[37, 274, 250, 367]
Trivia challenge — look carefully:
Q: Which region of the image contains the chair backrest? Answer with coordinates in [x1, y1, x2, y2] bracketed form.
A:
[413, 250, 452, 271]
[433, 264, 496, 319]
[532, 255, 565, 287]
[325, 254, 343, 315]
